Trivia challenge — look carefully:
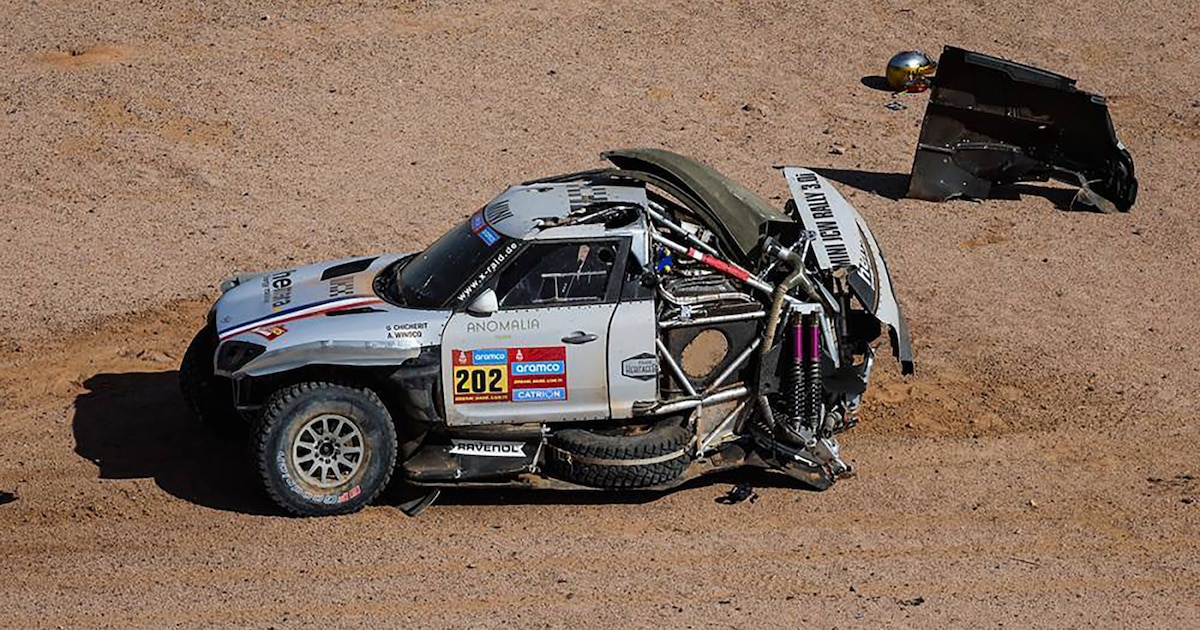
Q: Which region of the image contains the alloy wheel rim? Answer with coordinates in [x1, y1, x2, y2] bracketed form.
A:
[291, 413, 365, 488]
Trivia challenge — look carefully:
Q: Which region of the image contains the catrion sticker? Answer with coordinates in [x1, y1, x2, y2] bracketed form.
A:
[513, 387, 566, 402]
[452, 346, 568, 404]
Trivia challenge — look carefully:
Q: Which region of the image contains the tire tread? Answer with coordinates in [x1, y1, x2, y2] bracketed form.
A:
[547, 418, 690, 489]
[254, 381, 397, 517]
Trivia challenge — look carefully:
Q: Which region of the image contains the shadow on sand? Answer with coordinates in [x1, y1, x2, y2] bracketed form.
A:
[860, 75, 893, 92]
[74, 372, 817, 516]
[73, 371, 278, 515]
[811, 167, 1082, 211]
[430, 467, 816, 509]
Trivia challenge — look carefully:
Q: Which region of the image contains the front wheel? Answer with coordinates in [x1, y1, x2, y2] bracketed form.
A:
[255, 382, 398, 517]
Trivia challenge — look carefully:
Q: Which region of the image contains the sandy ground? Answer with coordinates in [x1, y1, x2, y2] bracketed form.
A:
[2, 0, 1199, 627]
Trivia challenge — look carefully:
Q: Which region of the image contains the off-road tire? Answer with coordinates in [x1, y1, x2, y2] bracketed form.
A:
[547, 417, 691, 489]
[179, 325, 243, 435]
[255, 382, 398, 517]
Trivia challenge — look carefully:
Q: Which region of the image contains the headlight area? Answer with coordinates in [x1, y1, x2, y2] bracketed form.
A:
[216, 340, 266, 375]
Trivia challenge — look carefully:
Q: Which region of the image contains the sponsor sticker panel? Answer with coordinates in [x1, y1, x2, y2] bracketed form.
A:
[451, 346, 568, 404]
[451, 348, 509, 404]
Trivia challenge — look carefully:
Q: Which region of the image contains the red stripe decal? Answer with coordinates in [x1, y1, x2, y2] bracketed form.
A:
[220, 298, 385, 340]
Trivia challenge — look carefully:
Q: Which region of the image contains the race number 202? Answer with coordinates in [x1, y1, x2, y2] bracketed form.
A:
[452, 365, 509, 403]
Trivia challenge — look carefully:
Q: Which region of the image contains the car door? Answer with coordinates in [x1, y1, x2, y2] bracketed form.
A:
[441, 238, 628, 426]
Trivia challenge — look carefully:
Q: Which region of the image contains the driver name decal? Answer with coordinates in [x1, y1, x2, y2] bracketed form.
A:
[452, 346, 567, 404]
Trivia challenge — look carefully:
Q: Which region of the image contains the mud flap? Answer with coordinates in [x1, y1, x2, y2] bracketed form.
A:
[398, 489, 440, 517]
[907, 46, 1137, 212]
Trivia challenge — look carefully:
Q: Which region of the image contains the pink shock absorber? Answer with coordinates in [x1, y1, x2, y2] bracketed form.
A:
[806, 318, 821, 361]
[792, 318, 804, 364]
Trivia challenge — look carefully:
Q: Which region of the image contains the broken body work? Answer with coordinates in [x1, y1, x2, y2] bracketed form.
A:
[908, 46, 1138, 213]
[189, 149, 913, 516]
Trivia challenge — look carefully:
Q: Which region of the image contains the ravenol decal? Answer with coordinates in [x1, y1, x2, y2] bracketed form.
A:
[449, 439, 527, 458]
[451, 346, 567, 404]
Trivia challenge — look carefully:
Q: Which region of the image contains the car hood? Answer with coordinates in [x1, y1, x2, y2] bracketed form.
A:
[214, 254, 401, 340]
[604, 148, 795, 262]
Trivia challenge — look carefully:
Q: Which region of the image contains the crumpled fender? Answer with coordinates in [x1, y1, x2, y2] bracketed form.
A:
[782, 167, 914, 374]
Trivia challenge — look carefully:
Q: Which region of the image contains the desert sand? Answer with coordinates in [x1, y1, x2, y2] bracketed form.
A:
[1, 0, 1198, 627]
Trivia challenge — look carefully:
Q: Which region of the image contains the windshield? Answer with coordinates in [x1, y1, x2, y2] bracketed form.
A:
[396, 211, 515, 308]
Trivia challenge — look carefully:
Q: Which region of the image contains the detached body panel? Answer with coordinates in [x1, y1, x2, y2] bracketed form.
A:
[908, 46, 1137, 212]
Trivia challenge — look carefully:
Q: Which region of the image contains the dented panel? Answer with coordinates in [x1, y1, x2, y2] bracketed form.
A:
[784, 167, 913, 374]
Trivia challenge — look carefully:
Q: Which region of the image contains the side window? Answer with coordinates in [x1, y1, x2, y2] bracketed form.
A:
[496, 241, 619, 308]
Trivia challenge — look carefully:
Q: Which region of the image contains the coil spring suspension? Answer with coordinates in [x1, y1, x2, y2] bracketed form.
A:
[783, 312, 823, 436]
[787, 314, 805, 427]
[804, 313, 822, 431]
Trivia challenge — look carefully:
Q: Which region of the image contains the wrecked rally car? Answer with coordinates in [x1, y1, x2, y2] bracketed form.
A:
[181, 149, 913, 516]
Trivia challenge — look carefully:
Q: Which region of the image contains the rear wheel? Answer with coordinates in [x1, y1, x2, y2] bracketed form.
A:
[255, 382, 397, 516]
[547, 417, 692, 489]
[179, 325, 243, 434]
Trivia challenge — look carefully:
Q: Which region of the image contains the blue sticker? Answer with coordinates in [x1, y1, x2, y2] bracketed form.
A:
[472, 349, 508, 365]
[470, 212, 486, 232]
[477, 226, 500, 246]
[513, 387, 567, 402]
[511, 360, 565, 376]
